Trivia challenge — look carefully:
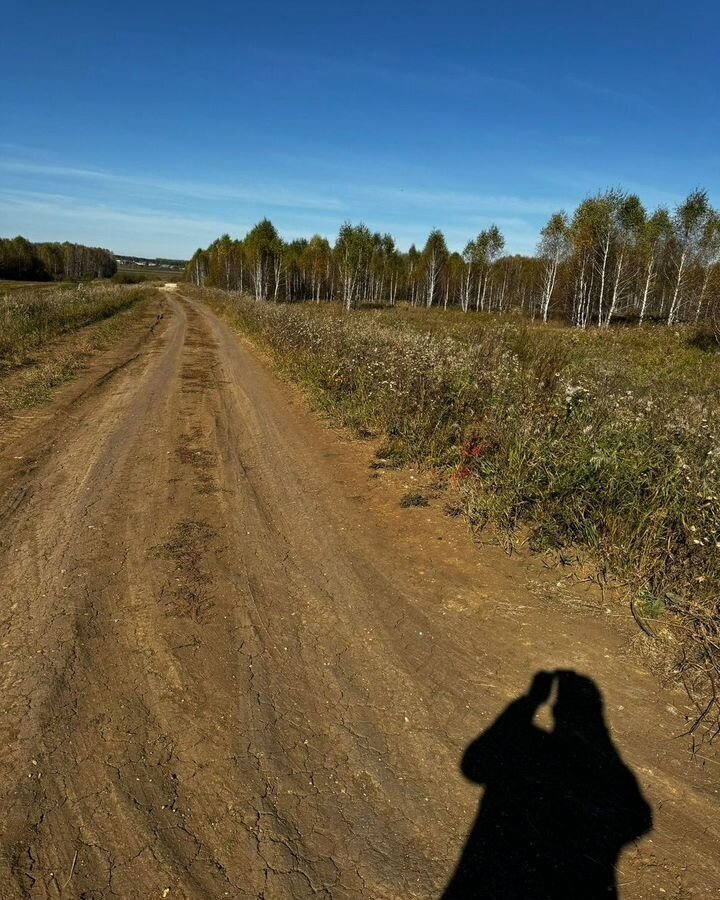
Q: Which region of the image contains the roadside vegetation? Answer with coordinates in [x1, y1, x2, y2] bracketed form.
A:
[192, 285, 720, 730]
[0, 282, 152, 416]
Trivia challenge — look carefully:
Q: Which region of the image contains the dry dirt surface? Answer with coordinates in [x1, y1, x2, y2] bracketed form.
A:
[0, 291, 718, 899]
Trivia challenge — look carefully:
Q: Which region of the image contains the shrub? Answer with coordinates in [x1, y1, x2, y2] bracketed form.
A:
[112, 271, 151, 284]
[688, 323, 720, 352]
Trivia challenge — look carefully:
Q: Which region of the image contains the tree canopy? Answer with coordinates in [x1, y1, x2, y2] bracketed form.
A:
[187, 187, 720, 327]
[0, 237, 117, 281]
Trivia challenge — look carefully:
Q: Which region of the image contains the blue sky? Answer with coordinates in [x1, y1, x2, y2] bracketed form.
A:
[1, 0, 718, 258]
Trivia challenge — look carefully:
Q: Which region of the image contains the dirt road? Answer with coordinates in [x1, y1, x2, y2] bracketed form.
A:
[1, 292, 718, 898]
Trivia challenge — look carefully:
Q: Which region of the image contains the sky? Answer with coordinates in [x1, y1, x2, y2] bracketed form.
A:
[1, 0, 718, 258]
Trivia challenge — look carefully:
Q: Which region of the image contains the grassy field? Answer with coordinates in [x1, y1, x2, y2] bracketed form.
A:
[0, 281, 154, 416]
[114, 265, 184, 284]
[0, 281, 151, 367]
[0, 279, 75, 293]
[192, 286, 720, 727]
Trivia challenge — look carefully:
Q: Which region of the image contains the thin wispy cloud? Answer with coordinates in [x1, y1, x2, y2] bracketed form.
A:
[0, 160, 344, 212]
[532, 163, 683, 209]
[0, 190, 247, 234]
[0, 186, 543, 257]
[251, 47, 537, 100]
[0, 189, 339, 255]
[1, 149, 557, 256]
[567, 78, 650, 107]
[356, 185, 568, 216]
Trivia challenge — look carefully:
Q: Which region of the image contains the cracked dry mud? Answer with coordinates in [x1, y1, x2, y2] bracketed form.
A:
[0, 293, 718, 899]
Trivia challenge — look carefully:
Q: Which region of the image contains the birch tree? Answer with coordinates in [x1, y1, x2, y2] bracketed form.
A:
[406, 244, 421, 305]
[537, 212, 569, 322]
[244, 219, 282, 301]
[695, 211, 720, 322]
[422, 229, 448, 308]
[461, 238, 477, 312]
[668, 190, 711, 325]
[471, 226, 505, 311]
[605, 194, 644, 327]
[335, 222, 372, 310]
[188, 185, 718, 324]
[637, 208, 672, 325]
[304, 235, 331, 302]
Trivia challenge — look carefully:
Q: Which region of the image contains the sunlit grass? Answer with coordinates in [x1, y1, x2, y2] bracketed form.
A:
[0, 282, 152, 416]
[0, 282, 147, 370]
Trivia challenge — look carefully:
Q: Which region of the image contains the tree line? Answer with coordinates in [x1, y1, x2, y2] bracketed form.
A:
[0, 236, 117, 282]
[187, 188, 720, 327]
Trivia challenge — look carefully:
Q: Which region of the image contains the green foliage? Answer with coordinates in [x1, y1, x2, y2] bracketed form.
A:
[191, 184, 720, 331]
[422, 229, 449, 262]
[335, 222, 374, 308]
[0, 235, 117, 281]
[539, 211, 570, 252]
[675, 189, 711, 242]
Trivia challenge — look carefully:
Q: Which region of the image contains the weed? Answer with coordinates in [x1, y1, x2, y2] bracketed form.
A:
[400, 492, 430, 508]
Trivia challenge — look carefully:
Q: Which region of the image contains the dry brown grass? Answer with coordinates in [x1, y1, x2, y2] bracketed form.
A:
[0, 283, 153, 419]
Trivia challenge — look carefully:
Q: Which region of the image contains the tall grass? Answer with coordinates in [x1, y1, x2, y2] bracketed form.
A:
[195, 287, 720, 725]
[0, 283, 152, 419]
[0, 282, 146, 370]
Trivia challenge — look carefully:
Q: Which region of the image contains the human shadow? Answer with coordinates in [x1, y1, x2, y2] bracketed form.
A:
[442, 670, 652, 899]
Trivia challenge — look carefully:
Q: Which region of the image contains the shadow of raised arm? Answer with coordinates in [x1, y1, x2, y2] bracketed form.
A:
[442, 670, 651, 900]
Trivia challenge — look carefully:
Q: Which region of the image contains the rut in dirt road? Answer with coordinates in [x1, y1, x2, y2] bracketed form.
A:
[0, 294, 718, 899]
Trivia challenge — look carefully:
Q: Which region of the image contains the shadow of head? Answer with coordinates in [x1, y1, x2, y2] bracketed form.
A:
[442, 670, 652, 900]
